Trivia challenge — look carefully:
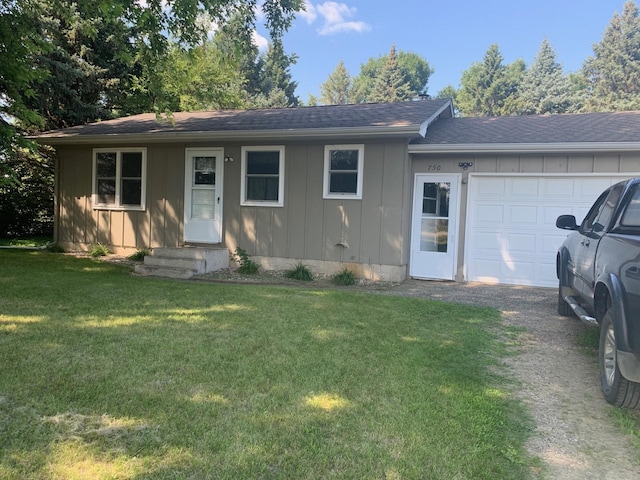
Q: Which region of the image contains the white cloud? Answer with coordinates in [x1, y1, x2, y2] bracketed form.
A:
[298, 1, 318, 24]
[252, 30, 269, 51]
[301, 1, 371, 36]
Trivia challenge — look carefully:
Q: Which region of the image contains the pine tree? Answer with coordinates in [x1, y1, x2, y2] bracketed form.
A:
[369, 45, 413, 103]
[320, 60, 351, 105]
[518, 39, 572, 114]
[351, 48, 432, 103]
[582, 0, 640, 112]
[456, 44, 524, 116]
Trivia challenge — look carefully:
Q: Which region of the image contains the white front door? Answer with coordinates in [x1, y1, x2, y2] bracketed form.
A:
[184, 148, 223, 243]
[410, 174, 461, 280]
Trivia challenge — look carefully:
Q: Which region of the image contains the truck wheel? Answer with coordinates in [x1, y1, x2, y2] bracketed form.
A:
[599, 310, 640, 408]
[557, 282, 572, 317]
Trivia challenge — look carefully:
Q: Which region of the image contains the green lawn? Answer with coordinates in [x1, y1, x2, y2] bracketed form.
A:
[0, 250, 538, 479]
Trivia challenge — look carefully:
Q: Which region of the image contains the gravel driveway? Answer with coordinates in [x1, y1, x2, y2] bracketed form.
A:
[387, 280, 640, 479]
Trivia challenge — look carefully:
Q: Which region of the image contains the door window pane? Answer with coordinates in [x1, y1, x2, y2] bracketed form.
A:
[422, 183, 450, 217]
[420, 219, 449, 252]
[194, 156, 216, 185]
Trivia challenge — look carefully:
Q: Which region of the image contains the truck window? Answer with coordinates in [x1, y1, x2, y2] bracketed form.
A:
[621, 186, 640, 227]
[592, 184, 624, 232]
[581, 184, 624, 233]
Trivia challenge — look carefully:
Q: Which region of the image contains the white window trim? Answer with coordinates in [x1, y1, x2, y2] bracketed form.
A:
[323, 144, 364, 200]
[240, 145, 285, 207]
[92, 147, 147, 211]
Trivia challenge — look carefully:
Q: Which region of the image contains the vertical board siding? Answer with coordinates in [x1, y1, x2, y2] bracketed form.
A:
[56, 140, 410, 268]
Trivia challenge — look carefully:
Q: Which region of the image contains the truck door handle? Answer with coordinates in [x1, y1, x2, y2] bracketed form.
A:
[626, 266, 640, 280]
[581, 239, 590, 247]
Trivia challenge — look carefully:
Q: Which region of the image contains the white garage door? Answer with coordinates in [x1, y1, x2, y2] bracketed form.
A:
[465, 175, 628, 287]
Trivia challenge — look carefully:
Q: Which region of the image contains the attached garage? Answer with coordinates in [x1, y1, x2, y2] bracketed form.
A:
[465, 174, 628, 287]
[410, 112, 640, 287]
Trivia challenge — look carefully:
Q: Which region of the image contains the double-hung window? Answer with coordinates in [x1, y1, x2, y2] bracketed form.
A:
[323, 144, 364, 199]
[93, 148, 146, 210]
[241, 146, 285, 207]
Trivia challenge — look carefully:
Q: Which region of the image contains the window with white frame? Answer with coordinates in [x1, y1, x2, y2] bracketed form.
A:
[323, 144, 364, 199]
[241, 146, 285, 207]
[93, 148, 146, 210]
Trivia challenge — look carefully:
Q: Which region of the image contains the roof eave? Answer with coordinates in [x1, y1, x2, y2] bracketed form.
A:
[33, 125, 422, 146]
[408, 142, 640, 154]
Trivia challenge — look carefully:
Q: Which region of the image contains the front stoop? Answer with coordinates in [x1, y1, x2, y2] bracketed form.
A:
[134, 247, 229, 279]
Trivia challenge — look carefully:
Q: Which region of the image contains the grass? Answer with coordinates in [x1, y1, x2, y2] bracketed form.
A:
[0, 236, 52, 247]
[284, 262, 314, 281]
[0, 250, 538, 479]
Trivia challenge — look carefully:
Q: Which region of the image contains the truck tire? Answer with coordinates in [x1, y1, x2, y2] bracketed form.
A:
[599, 309, 640, 408]
[557, 282, 572, 317]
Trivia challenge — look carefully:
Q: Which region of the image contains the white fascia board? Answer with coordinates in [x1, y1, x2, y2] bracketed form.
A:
[408, 142, 640, 154]
[418, 100, 453, 137]
[34, 125, 421, 146]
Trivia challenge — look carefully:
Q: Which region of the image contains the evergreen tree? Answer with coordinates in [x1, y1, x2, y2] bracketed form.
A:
[245, 40, 300, 107]
[582, 0, 640, 112]
[320, 61, 352, 105]
[518, 38, 572, 114]
[351, 48, 433, 103]
[368, 45, 414, 103]
[456, 44, 524, 116]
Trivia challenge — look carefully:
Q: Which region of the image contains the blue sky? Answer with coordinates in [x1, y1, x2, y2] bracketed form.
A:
[254, 0, 632, 102]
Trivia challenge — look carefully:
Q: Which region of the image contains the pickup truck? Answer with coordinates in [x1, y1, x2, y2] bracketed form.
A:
[556, 177, 640, 408]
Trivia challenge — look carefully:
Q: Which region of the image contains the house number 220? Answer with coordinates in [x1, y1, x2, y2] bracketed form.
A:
[427, 165, 442, 171]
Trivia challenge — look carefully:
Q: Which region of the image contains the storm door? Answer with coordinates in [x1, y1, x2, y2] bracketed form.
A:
[410, 174, 461, 280]
[184, 148, 223, 243]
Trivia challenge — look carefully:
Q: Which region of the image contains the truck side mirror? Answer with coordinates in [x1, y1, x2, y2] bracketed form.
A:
[556, 215, 578, 230]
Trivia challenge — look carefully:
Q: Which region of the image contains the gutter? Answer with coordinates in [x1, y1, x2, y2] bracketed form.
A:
[32, 125, 423, 146]
[409, 142, 640, 154]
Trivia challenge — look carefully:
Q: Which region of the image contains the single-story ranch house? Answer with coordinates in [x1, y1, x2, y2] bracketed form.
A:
[34, 99, 640, 287]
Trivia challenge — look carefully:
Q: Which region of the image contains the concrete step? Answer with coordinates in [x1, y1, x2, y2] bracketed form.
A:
[143, 256, 206, 273]
[135, 247, 229, 279]
[134, 264, 197, 279]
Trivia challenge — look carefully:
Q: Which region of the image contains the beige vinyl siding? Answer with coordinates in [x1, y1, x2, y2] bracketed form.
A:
[225, 140, 410, 269]
[55, 145, 185, 252]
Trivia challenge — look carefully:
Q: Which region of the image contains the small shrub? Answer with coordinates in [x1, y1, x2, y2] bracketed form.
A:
[89, 243, 111, 258]
[332, 268, 356, 286]
[233, 247, 259, 274]
[284, 262, 314, 281]
[128, 248, 149, 261]
[46, 243, 65, 253]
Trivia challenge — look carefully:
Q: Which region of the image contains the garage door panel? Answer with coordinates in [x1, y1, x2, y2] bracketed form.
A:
[467, 175, 627, 287]
[510, 178, 540, 196]
[508, 205, 538, 224]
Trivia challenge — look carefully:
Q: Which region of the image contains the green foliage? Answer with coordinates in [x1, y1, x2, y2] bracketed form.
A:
[582, 0, 640, 112]
[128, 248, 149, 262]
[368, 44, 414, 103]
[89, 243, 110, 257]
[0, 147, 53, 237]
[517, 38, 573, 115]
[284, 262, 314, 281]
[332, 267, 356, 286]
[233, 247, 259, 274]
[351, 47, 433, 103]
[320, 60, 352, 105]
[456, 44, 524, 116]
[0, 250, 537, 478]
